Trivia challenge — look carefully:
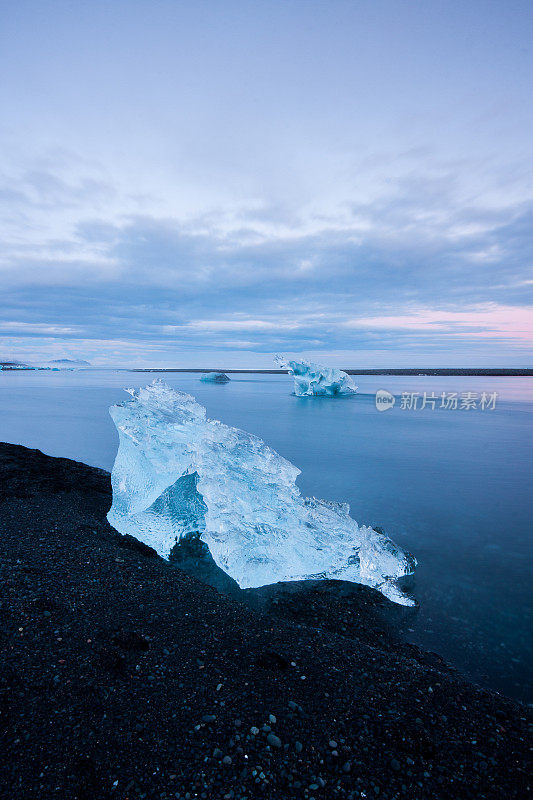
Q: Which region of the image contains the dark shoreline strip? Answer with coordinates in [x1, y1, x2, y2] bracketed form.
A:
[131, 367, 533, 376]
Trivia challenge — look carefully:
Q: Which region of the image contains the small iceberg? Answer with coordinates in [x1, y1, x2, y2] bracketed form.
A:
[107, 381, 416, 605]
[275, 355, 357, 397]
[200, 372, 230, 384]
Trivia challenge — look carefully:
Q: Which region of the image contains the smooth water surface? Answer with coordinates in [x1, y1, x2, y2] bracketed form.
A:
[1, 368, 531, 702]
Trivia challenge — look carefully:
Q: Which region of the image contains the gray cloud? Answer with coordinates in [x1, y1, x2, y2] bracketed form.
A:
[1, 160, 531, 364]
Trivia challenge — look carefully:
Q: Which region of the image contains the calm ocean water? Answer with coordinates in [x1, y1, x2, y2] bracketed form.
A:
[1, 369, 532, 703]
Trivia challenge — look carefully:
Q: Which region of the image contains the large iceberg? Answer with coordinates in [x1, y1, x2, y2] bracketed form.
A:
[107, 381, 416, 605]
[200, 372, 230, 384]
[275, 355, 357, 397]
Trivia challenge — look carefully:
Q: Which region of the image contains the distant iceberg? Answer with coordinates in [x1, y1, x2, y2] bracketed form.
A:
[200, 372, 230, 384]
[0, 361, 30, 370]
[276, 355, 357, 397]
[107, 381, 416, 605]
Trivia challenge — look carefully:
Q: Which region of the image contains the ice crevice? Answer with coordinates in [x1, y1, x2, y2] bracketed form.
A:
[107, 381, 416, 605]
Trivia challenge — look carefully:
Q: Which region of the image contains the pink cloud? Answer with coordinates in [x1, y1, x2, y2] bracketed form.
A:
[343, 305, 533, 345]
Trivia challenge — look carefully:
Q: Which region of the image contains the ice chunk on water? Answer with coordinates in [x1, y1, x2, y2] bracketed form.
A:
[200, 372, 230, 383]
[107, 381, 416, 605]
[275, 355, 357, 396]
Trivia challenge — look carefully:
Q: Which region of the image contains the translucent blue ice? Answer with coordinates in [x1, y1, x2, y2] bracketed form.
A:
[275, 355, 357, 396]
[107, 381, 416, 605]
[199, 372, 230, 383]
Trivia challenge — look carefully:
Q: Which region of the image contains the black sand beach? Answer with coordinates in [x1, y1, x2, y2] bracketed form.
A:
[0, 442, 530, 799]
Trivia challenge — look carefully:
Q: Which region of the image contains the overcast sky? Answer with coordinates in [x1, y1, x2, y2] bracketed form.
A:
[1, 0, 532, 366]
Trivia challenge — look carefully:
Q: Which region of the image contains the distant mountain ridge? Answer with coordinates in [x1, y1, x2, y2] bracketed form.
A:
[50, 359, 91, 366]
[0, 358, 91, 370]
